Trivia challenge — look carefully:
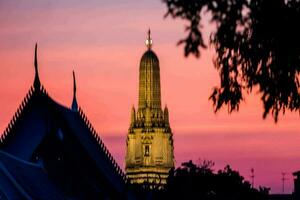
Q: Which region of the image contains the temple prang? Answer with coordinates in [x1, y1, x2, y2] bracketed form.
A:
[125, 30, 175, 188]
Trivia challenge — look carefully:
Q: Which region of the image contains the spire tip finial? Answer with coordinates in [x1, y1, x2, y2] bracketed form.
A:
[73, 70, 76, 94]
[34, 43, 37, 66]
[72, 69, 78, 111]
[145, 28, 153, 49]
[34, 43, 38, 70]
[33, 43, 41, 90]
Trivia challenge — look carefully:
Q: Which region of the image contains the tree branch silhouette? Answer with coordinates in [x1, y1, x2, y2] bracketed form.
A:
[163, 0, 300, 122]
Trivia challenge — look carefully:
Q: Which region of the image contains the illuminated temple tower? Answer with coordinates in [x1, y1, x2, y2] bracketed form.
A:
[125, 30, 174, 186]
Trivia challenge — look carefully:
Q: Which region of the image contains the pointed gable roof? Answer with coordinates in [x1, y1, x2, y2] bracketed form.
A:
[0, 44, 127, 196]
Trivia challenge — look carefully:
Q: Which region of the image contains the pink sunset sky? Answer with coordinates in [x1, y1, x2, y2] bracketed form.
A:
[0, 0, 299, 194]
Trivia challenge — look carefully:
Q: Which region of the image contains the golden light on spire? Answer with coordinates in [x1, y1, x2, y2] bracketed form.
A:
[145, 29, 153, 49]
[126, 30, 174, 188]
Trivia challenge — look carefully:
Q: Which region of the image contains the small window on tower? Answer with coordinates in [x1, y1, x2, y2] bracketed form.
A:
[144, 145, 150, 157]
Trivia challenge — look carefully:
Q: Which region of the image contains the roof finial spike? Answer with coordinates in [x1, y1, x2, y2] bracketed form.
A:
[145, 28, 153, 50]
[33, 43, 41, 90]
[148, 28, 151, 39]
[71, 70, 78, 111]
[73, 70, 77, 96]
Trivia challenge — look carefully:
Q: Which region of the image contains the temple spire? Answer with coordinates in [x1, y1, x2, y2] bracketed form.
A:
[33, 43, 41, 90]
[130, 105, 136, 127]
[71, 70, 78, 111]
[164, 105, 169, 126]
[138, 29, 161, 109]
[145, 28, 153, 50]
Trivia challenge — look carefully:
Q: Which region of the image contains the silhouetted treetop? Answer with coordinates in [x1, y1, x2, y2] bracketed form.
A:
[163, 0, 300, 122]
[159, 160, 269, 200]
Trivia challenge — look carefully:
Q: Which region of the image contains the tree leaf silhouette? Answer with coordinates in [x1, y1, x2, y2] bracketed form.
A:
[163, 0, 300, 122]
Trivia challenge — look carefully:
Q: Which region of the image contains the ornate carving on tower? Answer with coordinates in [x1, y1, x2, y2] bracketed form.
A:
[125, 30, 174, 187]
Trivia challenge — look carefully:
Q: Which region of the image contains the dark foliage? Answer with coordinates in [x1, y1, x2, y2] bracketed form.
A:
[163, 0, 300, 122]
[155, 160, 269, 200]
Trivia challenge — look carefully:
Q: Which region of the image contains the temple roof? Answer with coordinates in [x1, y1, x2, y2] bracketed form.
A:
[1, 87, 124, 176]
[0, 44, 127, 198]
[0, 150, 64, 199]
